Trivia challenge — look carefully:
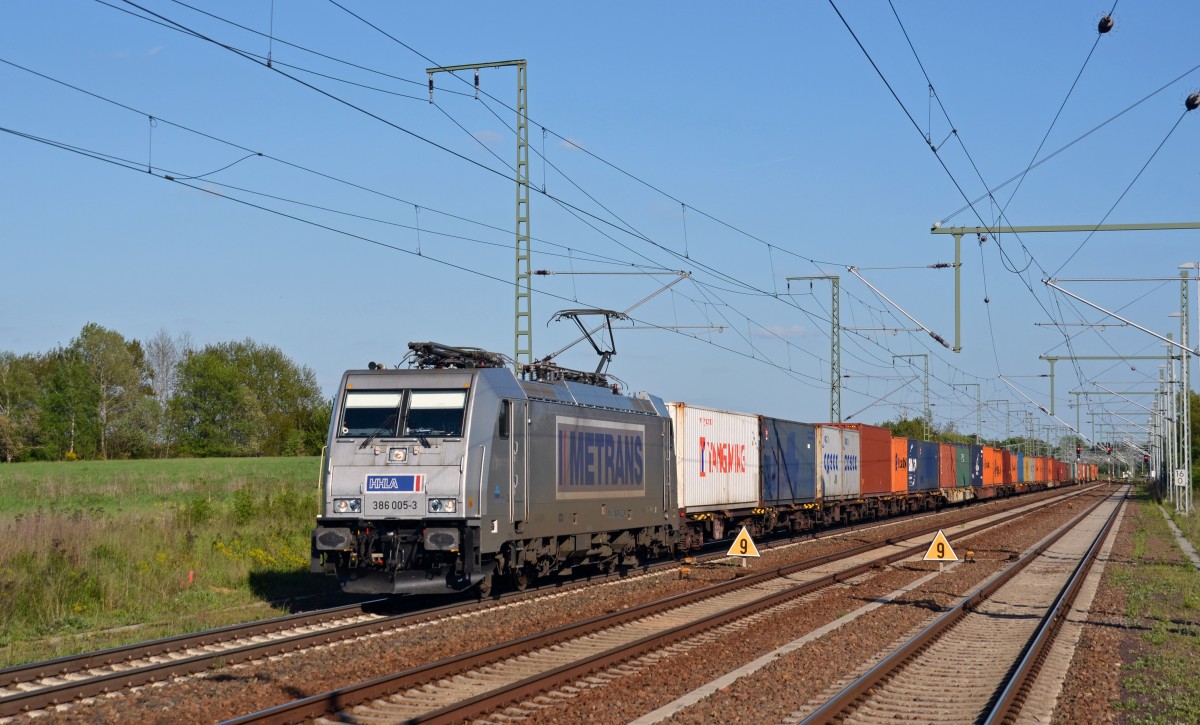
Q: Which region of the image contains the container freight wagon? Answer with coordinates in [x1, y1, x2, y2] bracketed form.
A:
[668, 402, 760, 542]
[832, 423, 891, 497]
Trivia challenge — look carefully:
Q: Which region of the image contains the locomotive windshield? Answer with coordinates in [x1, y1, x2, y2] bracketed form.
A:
[405, 390, 467, 437]
[341, 391, 402, 437]
[339, 389, 467, 438]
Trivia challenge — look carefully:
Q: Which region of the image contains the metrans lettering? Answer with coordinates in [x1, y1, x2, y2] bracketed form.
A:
[698, 437, 746, 477]
[556, 417, 645, 500]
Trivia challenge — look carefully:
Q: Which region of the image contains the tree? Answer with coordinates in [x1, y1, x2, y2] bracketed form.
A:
[169, 339, 324, 457]
[144, 329, 191, 456]
[40, 347, 100, 459]
[72, 323, 146, 459]
[0, 352, 41, 461]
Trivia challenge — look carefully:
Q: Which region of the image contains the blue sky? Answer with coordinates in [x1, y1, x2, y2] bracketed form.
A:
[3, 1, 1198, 443]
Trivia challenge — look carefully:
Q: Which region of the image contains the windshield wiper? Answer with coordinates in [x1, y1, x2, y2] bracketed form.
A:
[358, 412, 399, 450]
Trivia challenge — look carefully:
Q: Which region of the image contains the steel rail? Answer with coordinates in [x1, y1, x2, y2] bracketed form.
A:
[798, 485, 1122, 724]
[0, 600, 384, 689]
[223, 484, 1109, 725]
[982, 487, 1127, 723]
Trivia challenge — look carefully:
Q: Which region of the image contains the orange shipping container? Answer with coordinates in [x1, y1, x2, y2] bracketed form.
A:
[832, 423, 891, 497]
[983, 446, 1001, 486]
[938, 443, 955, 489]
[1002, 451, 1016, 485]
[890, 437, 908, 494]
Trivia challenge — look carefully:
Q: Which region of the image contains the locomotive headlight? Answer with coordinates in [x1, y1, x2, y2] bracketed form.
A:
[428, 498, 456, 513]
[333, 498, 362, 514]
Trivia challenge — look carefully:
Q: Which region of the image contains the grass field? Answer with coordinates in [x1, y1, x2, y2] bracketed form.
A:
[0, 457, 350, 667]
[1110, 489, 1200, 723]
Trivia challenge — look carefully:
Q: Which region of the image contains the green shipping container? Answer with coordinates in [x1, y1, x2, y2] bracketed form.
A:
[955, 444, 970, 487]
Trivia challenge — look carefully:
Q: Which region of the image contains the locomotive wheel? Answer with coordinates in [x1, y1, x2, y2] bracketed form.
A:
[511, 567, 531, 592]
[477, 571, 494, 598]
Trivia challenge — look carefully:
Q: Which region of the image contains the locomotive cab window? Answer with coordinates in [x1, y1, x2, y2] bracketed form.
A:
[341, 391, 403, 437]
[404, 390, 467, 438]
[498, 399, 511, 439]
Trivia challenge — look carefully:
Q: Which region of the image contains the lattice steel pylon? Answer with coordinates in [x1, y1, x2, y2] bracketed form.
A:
[787, 276, 840, 421]
[429, 60, 531, 369]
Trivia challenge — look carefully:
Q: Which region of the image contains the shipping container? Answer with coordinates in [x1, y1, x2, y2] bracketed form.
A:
[970, 445, 984, 487]
[842, 429, 861, 500]
[938, 443, 955, 489]
[917, 440, 940, 490]
[983, 446, 1001, 486]
[816, 426, 860, 500]
[890, 437, 909, 494]
[1023, 454, 1034, 483]
[955, 444, 970, 487]
[832, 423, 891, 497]
[759, 417, 817, 506]
[667, 402, 760, 512]
[1002, 451, 1017, 485]
[1017, 452, 1025, 483]
[907, 439, 919, 492]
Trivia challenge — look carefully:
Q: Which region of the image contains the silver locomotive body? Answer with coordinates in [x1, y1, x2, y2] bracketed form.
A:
[311, 352, 675, 595]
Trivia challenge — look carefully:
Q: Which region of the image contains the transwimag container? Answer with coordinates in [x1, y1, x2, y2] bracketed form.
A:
[830, 423, 890, 497]
[938, 442, 955, 489]
[759, 417, 817, 506]
[890, 437, 909, 494]
[917, 440, 940, 490]
[816, 426, 860, 500]
[954, 443, 970, 487]
[666, 402, 760, 513]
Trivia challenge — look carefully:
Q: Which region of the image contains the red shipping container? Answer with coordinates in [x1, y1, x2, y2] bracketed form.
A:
[890, 437, 908, 494]
[831, 423, 892, 497]
[938, 443, 955, 489]
[1002, 451, 1016, 484]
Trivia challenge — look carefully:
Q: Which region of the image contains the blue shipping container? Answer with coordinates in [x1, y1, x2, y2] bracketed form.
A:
[1017, 452, 1026, 483]
[906, 439, 918, 492]
[760, 417, 817, 505]
[970, 445, 984, 486]
[917, 440, 940, 490]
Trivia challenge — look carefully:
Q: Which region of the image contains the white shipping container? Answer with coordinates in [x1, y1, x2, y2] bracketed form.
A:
[840, 428, 861, 500]
[817, 426, 862, 500]
[667, 402, 760, 512]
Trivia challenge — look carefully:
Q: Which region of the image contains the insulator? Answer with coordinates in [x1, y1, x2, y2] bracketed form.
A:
[1187, 92, 1200, 111]
[1098, 15, 1114, 33]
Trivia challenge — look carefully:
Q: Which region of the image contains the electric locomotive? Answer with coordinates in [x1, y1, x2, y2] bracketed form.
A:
[310, 342, 676, 595]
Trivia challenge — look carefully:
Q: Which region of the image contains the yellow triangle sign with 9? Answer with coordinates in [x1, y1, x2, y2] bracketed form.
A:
[923, 529, 959, 561]
[727, 526, 761, 558]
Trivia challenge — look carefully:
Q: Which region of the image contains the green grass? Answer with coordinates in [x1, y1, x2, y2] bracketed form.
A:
[0, 457, 349, 666]
[1109, 488, 1200, 724]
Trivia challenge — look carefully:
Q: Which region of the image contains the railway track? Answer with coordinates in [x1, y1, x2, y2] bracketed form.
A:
[223, 485, 1109, 725]
[0, 483, 1099, 721]
[796, 484, 1127, 724]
